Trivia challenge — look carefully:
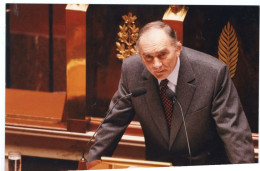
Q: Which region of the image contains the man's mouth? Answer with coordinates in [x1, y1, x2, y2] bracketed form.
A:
[154, 70, 164, 74]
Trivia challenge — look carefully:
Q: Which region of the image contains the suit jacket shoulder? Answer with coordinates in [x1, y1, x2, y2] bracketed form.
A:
[122, 54, 145, 74]
[181, 47, 226, 73]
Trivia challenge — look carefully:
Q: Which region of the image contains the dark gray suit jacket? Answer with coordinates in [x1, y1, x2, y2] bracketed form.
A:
[87, 47, 255, 165]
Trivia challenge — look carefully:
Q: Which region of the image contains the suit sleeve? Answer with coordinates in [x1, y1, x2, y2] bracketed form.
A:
[86, 61, 135, 162]
[211, 65, 255, 163]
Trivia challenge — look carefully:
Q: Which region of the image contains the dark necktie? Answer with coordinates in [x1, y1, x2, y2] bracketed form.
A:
[159, 79, 173, 129]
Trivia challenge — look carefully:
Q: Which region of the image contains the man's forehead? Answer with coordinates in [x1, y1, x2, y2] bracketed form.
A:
[141, 48, 168, 56]
[139, 29, 173, 55]
[140, 28, 168, 41]
[139, 29, 171, 47]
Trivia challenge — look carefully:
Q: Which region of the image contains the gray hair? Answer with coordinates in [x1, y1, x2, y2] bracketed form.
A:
[136, 20, 178, 52]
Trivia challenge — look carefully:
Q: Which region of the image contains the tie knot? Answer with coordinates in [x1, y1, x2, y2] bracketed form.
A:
[160, 79, 169, 88]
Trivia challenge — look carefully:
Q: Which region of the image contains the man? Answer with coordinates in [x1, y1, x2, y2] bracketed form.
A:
[86, 21, 254, 165]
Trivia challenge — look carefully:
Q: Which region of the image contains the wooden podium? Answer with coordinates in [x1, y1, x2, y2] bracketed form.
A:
[87, 156, 172, 170]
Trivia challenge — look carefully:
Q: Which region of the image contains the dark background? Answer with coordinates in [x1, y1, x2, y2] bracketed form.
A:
[6, 4, 259, 133]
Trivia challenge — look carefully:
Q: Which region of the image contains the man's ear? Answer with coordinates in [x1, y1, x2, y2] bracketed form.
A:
[175, 41, 182, 56]
[137, 48, 144, 60]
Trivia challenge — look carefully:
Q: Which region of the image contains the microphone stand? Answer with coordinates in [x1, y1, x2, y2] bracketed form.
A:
[77, 157, 88, 170]
[166, 89, 192, 165]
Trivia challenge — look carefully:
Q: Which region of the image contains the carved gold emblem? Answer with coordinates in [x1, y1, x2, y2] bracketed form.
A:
[162, 5, 188, 21]
[218, 21, 239, 78]
[116, 12, 139, 60]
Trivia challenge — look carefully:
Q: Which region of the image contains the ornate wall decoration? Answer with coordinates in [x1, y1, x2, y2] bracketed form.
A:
[162, 5, 188, 21]
[116, 12, 139, 60]
[218, 21, 239, 78]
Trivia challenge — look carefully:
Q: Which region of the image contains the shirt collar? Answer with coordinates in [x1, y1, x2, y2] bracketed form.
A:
[158, 56, 180, 88]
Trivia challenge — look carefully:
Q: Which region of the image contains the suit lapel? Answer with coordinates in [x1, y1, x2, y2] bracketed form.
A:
[169, 50, 196, 150]
[139, 48, 196, 149]
[141, 68, 170, 144]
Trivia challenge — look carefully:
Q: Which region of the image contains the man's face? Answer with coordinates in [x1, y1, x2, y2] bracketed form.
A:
[138, 29, 182, 80]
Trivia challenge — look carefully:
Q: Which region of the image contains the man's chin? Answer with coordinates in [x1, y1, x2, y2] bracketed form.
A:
[153, 74, 167, 80]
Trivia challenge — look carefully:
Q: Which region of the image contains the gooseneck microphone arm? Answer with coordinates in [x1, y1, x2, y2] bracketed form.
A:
[81, 96, 122, 160]
[81, 87, 147, 161]
[176, 99, 192, 165]
[165, 89, 192, 165]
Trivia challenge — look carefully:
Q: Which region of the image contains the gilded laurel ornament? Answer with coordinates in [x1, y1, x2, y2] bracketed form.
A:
[116, 12, 139, 60]
[218, 21, 239, 78]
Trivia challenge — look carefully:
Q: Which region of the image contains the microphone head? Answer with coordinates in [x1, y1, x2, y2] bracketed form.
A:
[131, 87, 147, 97]
[166, 89, 176, 101]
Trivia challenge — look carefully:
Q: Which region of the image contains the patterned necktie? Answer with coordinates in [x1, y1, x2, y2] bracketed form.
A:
[159, 79, 173, 129]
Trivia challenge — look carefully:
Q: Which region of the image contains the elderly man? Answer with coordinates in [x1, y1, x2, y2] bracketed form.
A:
[86, 20, 254, 165]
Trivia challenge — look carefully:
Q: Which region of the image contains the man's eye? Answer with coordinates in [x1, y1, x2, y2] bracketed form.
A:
[158, 53, 166, 58]
[145, 56, 152, 61]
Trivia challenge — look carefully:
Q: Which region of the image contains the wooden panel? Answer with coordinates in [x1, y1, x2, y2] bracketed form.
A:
[8, 4, 67, 92]
[65, 6, 88, 120]
[6, 88, 66, 120]
[5, 125, 145, 161]
[9, 33, 50, 91]
[9, 4, 49, 35]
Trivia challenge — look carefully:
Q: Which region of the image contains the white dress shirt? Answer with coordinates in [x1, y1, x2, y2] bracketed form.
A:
[158, 57, 180, 93]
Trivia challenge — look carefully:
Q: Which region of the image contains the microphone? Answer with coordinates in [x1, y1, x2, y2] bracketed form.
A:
[78, 87, 147, 169]
[166, 89, 192, 165]
[165, 89, 176, 104]
[126, 87, 147, 98]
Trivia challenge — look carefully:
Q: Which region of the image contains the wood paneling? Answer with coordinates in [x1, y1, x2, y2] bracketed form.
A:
[8, 4, 67, 92]
[6, 4, 259, 132]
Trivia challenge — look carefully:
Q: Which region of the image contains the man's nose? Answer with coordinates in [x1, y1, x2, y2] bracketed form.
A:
[153, 58, 162, 68]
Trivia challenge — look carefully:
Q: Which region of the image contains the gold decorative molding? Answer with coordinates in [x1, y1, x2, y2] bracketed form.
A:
[218, 21, 239, 78]
[65, 4, 89, 12]
[116, 12, 139, 60]
[162, 5, 188, 21]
